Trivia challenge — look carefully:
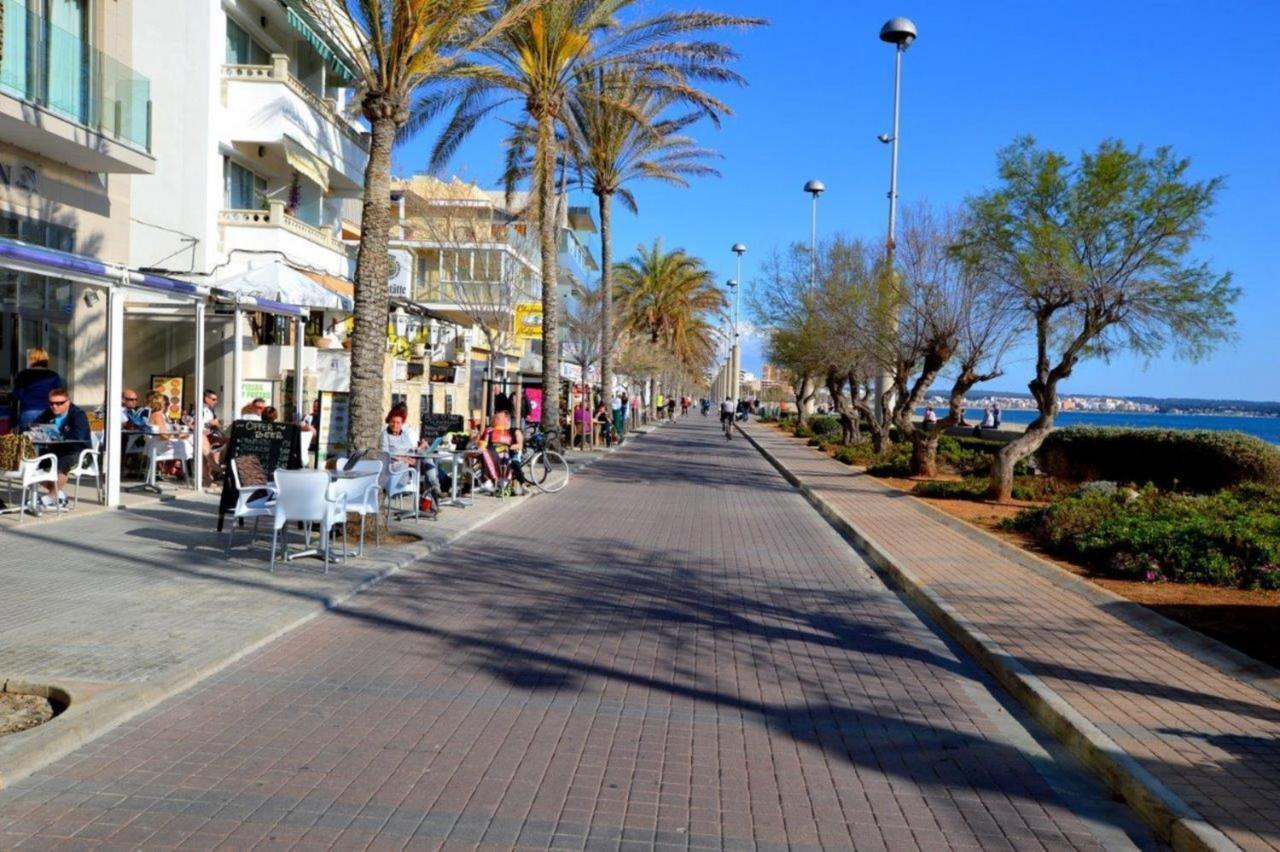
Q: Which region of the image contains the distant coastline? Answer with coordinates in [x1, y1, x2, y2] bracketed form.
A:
[913, 407, 1280, 445]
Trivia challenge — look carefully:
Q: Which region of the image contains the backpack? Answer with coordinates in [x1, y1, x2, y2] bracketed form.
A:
[0, 432, 37, 472]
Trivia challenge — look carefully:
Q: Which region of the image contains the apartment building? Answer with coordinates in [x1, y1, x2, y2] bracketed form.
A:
[387, 175, 598, 428]
[0, 0, 154, 403]
[130, 0, 367, 418]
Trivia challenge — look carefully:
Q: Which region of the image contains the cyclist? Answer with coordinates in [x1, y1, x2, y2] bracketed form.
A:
[719, 396, 735, 439]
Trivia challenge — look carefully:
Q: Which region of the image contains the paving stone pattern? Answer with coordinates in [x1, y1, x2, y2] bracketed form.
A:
[0, 419, 1150, 849]
[744, 420, 1280, 851]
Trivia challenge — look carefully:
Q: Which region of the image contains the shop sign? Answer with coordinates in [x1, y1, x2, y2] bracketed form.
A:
[514, 302, 542, 340]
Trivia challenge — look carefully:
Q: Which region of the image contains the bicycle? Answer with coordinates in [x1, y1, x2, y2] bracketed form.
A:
[524, 427, 570, 493]
[721, 414, 733, 440]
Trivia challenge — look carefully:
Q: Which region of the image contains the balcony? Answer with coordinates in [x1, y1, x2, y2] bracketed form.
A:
[218, 200, 352, 278]
[0, 0, 154, 173]
[220, 56, 368, 191]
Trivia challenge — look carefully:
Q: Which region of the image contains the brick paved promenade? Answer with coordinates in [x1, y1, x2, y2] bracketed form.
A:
[743, 420, 1280, 851]
[0, 417, 1154, 849]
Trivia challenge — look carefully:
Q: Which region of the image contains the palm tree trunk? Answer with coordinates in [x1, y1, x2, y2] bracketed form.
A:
[348, 112, 396, 452]
[598, 191, 614, 405]
[537, 113, 561, 433]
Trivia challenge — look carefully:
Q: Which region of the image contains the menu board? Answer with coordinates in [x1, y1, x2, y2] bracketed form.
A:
[151, 375, 184, 423]
[316, 391, 350, 465]
[216, 420, 301, 531]
[420, 413, 464, 445]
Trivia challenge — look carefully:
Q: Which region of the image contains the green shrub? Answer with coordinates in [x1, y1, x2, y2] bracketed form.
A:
[912, 475, 1063, 502]
[865, 443, 914, 478]
[793, 423, 813, 438]
[1006, 484, 1280, 589]
[807, 415, 842, 439]
[832, 445, 862, 465]
[1038, 427, 1280, 493]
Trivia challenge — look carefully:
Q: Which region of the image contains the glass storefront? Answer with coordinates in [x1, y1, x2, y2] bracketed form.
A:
[0, 213, 76, 394]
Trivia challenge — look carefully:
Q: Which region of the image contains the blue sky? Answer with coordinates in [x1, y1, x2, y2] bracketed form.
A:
[395, 1, 1280, 402]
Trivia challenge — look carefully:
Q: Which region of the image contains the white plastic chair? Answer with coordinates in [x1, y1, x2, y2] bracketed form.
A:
[298, 430, 314, 467]
[270, 470, 347, 573]
[332, 460, 382, 556]
[380, 452, 421, 522]
[68, 430, 104, 508]
[145, 433, 193, 489]
[0, 453, 58, 521]
[225, 458, 277, 556]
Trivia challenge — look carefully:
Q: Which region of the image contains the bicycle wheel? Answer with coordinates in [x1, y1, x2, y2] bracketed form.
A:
[529, 450, 570, 493]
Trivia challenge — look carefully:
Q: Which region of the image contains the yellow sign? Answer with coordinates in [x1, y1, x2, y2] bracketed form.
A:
[514, 303, 543, 341]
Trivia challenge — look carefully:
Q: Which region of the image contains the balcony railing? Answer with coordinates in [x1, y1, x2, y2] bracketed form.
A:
[0, 0, 152, 151]
[221, 56, 367, 151]
[219, 201, 348, 255]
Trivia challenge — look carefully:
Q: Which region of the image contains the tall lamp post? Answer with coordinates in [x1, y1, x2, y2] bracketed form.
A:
[876, 16, 916, 415]
[731, 242, 747, 403]
[803, 180, 824, 289]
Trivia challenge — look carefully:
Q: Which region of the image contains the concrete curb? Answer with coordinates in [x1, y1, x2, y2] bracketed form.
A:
[738, 423, 1241, 852]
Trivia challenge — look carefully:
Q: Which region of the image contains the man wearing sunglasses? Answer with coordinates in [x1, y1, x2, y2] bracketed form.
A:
[33, 388, 91, 508]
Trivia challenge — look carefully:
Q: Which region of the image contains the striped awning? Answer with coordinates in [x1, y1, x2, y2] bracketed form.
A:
[285, 6, 355, 83]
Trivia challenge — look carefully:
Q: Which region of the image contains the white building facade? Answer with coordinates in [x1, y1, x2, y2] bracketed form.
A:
[130, 0, 367, 418]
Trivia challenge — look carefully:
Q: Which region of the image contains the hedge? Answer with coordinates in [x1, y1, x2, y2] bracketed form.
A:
[1037, 427, 1280, 493]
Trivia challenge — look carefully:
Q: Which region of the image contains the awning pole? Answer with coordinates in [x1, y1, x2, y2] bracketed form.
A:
[104, 284, 126, 507]
[293, 316, 305, 420]
[193, 301, 206, 493]
[232, 305, 244, 420]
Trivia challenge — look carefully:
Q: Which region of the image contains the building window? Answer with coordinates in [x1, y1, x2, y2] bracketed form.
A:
[225, 18, 270, 66]
[224, 158, 266, 210]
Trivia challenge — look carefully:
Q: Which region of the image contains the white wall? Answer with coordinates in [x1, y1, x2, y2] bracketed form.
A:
[129, 1, 221, 276]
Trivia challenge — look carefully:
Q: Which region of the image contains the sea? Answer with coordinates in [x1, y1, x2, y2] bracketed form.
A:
[932, 409, 1280, 445]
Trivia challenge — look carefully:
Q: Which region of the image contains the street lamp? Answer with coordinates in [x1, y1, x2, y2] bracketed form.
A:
[731, 243, 747, 403]
[879, 17, 915, 256]
[877, 16, 916, 413]
[803, 180, 824, 288]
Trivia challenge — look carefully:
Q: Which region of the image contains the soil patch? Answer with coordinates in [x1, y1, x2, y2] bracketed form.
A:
[0, 692, 55, 737]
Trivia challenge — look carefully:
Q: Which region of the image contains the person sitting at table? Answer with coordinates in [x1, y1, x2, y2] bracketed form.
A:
[147, 391, 192, 479]
[32, 387, 90, 509]
[121, 389, 148, 431]
[199, 389, 225, 486]
[12, 348, 64, 432]
[240, 398, 266, 421]
[477, 410, 529, 495]
[261, 406, 279, 423]
[381, 406, 446, 504]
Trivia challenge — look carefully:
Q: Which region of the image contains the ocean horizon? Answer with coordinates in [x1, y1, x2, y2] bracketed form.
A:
[919, 408, 1280, 445]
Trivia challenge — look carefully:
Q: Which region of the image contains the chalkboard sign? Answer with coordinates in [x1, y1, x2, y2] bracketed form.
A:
[216, 419, 301, 531]
[420, 413, 463, 445]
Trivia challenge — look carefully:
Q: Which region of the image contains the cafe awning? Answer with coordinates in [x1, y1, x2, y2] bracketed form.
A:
[212, 262, 351, 312]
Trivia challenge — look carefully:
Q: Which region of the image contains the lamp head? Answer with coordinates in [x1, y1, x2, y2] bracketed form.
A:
[727, 279, 738, 289]
[879, 17, 917, 47]
[731, 243, 747, 256]
[877, 133, 894, 144]
[803, 179, 826, 198]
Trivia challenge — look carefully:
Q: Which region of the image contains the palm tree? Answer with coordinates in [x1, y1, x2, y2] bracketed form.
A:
[565, 69, 722, 410]
[615, 239, 725, 407]
[292, 0, 536, 450]
[425, 0, 762, 432]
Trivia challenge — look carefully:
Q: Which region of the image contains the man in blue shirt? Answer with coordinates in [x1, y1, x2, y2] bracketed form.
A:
[34, 388, 91, 508]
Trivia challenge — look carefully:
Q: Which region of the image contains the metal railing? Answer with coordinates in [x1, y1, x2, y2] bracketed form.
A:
[0, 0, 152, 151]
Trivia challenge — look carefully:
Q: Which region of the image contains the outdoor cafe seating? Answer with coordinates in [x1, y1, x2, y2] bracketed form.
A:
[269, 469, 348, 573]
